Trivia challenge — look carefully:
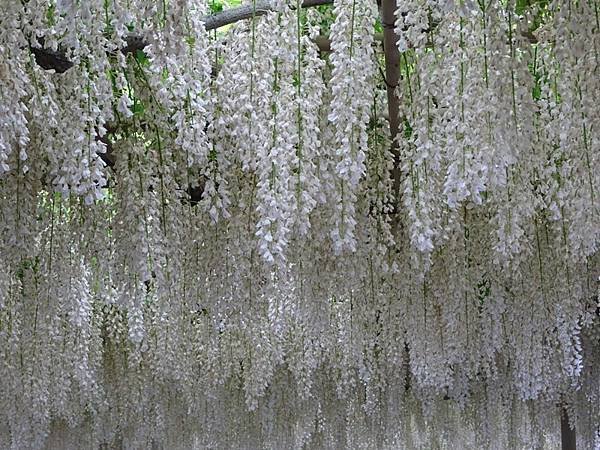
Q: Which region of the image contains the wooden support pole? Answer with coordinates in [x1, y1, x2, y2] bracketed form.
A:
[561, 406, 576, 450]
[379, 0, 403, 225]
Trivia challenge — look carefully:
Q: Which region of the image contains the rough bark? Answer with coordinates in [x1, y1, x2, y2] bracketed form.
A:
[379, 0, 402, 226]
[204, 0, 333, 30]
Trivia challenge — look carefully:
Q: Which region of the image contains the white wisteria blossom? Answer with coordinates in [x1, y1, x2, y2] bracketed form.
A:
[328, 0, 377, 253]
[0, 0, 598, 449]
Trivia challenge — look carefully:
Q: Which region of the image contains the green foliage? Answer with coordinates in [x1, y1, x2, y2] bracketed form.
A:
[476, 276, 491, 309]
[210, 0, 243, 15]
[374, 18, 383, 35]
[132, 99, 145, 117]
[313, 4, 335, 35]
[16, 257, 40, 282]
[210, 1, 224, 14]
[403, 119, 413, 140]
[515, 0, 551, 36]
[134, 49, 150, 68]
[46, 3, 56, 26]
[515, 0, 549, 16]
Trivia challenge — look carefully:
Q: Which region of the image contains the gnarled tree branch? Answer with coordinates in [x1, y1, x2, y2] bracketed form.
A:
[204, 0, 332, 30]
[31, 0, 334, 73]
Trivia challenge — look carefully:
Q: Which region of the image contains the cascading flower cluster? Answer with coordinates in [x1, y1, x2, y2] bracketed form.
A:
[0, 0, 598, 449]
[328, 0, 377, 253]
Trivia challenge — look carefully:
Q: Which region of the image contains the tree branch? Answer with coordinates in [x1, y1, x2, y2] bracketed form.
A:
[204, 0, 332, 30]
[31, 0, 333, 73]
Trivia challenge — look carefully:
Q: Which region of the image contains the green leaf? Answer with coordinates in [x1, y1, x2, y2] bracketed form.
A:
[46, 4, 56, 26]
[374, 19, 383, 34]
[403, 119, 413, 139]
[210, 1, 224, 13]
[515, 0, 530, 15]
[132, 100, 145, 116]
[135, 49, 149, 67]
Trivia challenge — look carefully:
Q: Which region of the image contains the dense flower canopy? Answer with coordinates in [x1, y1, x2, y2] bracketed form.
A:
[0, 0, 599, 448]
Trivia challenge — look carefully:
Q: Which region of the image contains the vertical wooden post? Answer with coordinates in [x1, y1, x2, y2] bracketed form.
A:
[561, 406, 576, 450]
[379, 0, 402, 226]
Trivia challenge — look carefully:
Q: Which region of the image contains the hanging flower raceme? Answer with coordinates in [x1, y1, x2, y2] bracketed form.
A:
[252, 4, 297, 265]
[328, 0, 377, 253]
[152, 0, 213, 179]
[288, 8, 326, 237]
[0, 6, 30, 176]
